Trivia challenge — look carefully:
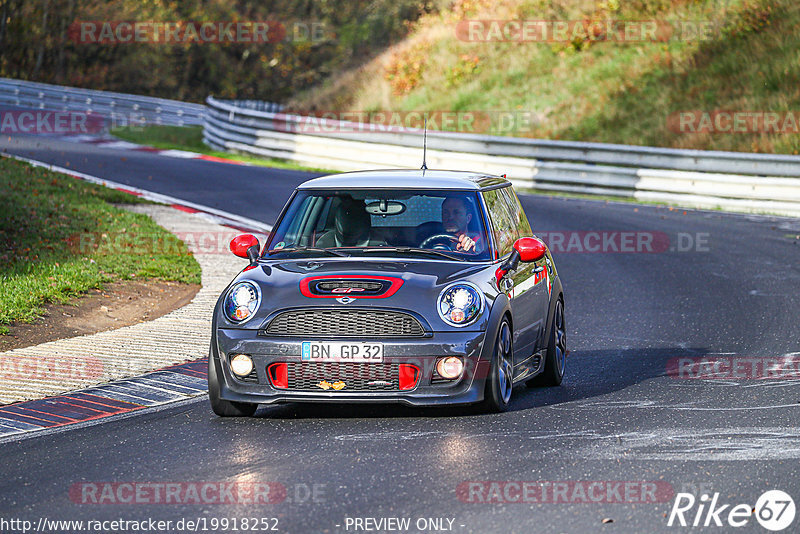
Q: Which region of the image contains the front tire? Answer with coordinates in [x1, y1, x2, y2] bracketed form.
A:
[480, 318, 514, 413]
[527, 297, 566, 387]
[208, 351, 258, 417]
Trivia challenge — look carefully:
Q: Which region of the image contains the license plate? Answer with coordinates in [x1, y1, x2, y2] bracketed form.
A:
[301, 341, 383, 363]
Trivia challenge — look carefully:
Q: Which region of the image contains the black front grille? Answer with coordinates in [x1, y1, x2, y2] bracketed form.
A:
[262, 309, 425, 338]
[431, 370, 450, 384]
[286, 362, 400, 391]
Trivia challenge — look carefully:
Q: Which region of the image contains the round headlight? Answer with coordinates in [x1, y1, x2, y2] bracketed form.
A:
[224, 281, 261, 323]
[437, 282, 483, 327]
[230, 354, 254, 377]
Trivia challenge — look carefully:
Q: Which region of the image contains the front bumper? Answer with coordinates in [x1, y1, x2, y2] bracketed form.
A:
[211, 328, 490, 406]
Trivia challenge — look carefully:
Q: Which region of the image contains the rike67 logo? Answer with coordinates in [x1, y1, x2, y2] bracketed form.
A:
[668, 490, 795, 531]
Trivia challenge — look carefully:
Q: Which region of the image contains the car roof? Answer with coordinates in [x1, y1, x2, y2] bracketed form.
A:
[297, 169, 510, 191]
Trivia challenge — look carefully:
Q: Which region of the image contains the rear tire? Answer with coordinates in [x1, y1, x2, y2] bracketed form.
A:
[527, 298, 566, 387]
[208, 351, 258, 417]
[480, 318, 514, 413]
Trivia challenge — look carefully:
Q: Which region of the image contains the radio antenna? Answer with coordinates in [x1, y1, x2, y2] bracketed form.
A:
[421, 117, 428, 171]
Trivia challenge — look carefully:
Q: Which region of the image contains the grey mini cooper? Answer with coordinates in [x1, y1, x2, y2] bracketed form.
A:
[209, 170, 566, 416]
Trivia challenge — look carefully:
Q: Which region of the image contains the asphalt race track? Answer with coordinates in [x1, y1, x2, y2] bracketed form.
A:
[2, 134, 800, 533]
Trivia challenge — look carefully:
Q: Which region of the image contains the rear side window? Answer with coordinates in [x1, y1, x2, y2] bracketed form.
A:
[500, 186, 533, 238]
[482, 187, 519, 258]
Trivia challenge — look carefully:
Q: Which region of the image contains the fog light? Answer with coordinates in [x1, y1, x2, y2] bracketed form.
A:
[436, 357, 464, 379]
[230, 354, 254, 377]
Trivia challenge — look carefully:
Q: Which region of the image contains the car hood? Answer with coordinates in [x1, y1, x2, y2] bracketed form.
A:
[220, 257, 496, 331]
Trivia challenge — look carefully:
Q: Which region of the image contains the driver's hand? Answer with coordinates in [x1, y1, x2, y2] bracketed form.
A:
[457, 234, 475, 252]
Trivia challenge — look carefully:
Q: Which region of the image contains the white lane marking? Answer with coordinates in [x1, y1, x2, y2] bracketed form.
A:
[553, 400, 800, 411]
[156, 149, 204, 158]
[93, 140, 142, 150]
[59, 134, 104, 143]
[335, 430, 605, 442]
[671, 379, 800, 390]
[582, 427, 800, 461]
[335, 431, 445, 441]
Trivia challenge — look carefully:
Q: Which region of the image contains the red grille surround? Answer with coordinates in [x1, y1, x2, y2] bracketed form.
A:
[299, 275, 404, 299]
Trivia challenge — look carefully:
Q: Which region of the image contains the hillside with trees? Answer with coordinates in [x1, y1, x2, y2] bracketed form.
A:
[0, 0, 442, 102]
[4, 0, 797, 153]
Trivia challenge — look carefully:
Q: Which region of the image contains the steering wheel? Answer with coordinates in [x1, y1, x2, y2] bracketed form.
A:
[420, 234, 460, 250]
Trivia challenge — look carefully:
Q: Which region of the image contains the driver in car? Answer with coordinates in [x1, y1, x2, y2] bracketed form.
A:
[441, 195, 483, 252]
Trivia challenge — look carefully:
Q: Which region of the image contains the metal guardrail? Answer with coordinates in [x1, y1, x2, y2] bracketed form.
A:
[204, 97, 800, 217]
[1, 79, 796, 217]
[0, 78, 205, 128]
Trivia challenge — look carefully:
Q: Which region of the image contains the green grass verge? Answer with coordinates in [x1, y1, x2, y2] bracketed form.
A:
[0, 156, 201, 329]
[111, 125, 336, 173]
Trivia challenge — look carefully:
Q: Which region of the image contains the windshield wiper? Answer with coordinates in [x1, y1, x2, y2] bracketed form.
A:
[360, 247, 460, 261]
[268, 247, 349, 257]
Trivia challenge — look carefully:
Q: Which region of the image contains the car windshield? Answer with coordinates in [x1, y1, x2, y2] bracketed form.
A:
[266, 189, 491, 261]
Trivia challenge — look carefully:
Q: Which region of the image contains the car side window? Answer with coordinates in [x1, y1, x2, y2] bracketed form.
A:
[482, 187, 519, 258]
[500, 186, 533, 238]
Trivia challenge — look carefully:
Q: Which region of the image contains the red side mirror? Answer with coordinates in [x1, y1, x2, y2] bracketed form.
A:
[230, 234, 260, 259]
[514, 237, 546, 262]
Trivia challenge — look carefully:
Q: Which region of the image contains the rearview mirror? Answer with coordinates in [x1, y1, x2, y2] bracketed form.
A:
[365, 200, 406, 216]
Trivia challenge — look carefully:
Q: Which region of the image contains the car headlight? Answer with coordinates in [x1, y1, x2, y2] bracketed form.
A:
[224, 281, 261, 324]
[437, 282, 483, 327]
